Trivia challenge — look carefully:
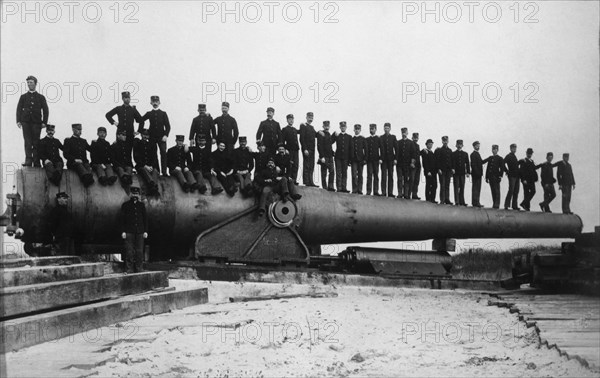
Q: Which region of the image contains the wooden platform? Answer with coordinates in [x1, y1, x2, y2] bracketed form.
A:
[489, 290, 600, 369]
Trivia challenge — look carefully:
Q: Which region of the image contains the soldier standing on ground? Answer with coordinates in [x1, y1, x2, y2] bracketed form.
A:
[421, 139, 437, 203]
[470, 141, 484, 207]
[299, 112, 318, 187]
[120, 187, 148, 273]
[281, 114, 300, 184]
[452, 139, 470, 206]
[518, 148, 538, 211]
[365, 124, 381, 196]
[557, 153, 575, 214]
[140, 96, 171, 176]
[379, 123, 397, 198]
[536, 152, 559, 212]
[350, 124, 366, 194]
[435, 136, 454, 205]
[485, 144, 504, 209]
[17, 75, 49, 167]
[105, 91, 143, 141]
[38, 125, 63, 186]
[49, 192, 74, 255]
[317, 121, 335, 191]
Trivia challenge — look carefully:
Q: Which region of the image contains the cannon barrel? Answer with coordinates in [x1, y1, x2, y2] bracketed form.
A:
[5, 168, 583, 253]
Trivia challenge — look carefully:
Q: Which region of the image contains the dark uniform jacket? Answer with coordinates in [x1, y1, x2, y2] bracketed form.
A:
[105, 105, 143, 137]
[281, 126, 300, 151]
[256, 119, 282, 151]
[133, 139, 159, 170]
[214, 113, 239, 146]
[233, 147, 254, 172]
[212, 149, 234, 174]
[518, 158, 538, 183]
[504, 153, 519, 178]
[537, 162, 558, 185]
[90, 139, 113, 166]
[39, 136, 63, 164]
[17, 91, 49, 124]
[189, 146, 212, 173]
[167, 146, 192, 171]
[274, 152, 292, 177]
[396, 138, 417, 166]
[140, 109, 171, 141]
[365, 135, 380, 162]
[317, 131, 334, 159]
[111, 140, 134, 168]
[255, 166, 279, 186]
[49, 205, 73, 239]
[253, 151, 273, 172]
[485, 155, 505, 181]
[299, 123, 317, 152]
[434, 146, 453, 171]
[470, 151, 484, 178]
[350, 135, 366, 162]
[189, 113, 215, 141]
[452, 150, 470, 175]
[63, 136, 91, 168]
[379, 134, 397, 162]
[413, 142, 421, 168]
[421, 149, 436, 175]
[333, 133, 352, 161]
[121, 199, 147, 234]
[557, 161, 575, 186]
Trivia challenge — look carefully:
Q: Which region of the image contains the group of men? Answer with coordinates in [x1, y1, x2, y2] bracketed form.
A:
[17, 76, 576, 216]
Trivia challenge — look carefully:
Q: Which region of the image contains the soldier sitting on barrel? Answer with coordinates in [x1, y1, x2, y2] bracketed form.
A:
[233, 136, 254, 197]
[111, 129, 134, 187]
[49, 192, 75, 255]
[274, 143, 302, 202]
[189, 134, 223, 195]
[90, 126, 118, 186]
[38, 124, 64, 186]
[63, 123, 94, 187]
[167, 135, 197, 193]
[120, 186, 148, 273]
[134, 129, 160, 196]
[211, 141, 237, 196]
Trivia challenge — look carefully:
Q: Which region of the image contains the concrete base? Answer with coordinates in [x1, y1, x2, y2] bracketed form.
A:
[1, 263, 104, 288]
[0, 256, 82, 269]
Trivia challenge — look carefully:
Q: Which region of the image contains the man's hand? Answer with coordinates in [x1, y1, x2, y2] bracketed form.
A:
[183, 167, 190, 173]
[304, 150, 309, 157]
[212, 139, 216, 145]
[522, 180, 527, 185]
[101, 164, 106, 169]
[427, 172, 431, 177]
[121, 232, 126, 239]
[189, 139, 195, 147]
[44, 159, 51, 165]
[451, 169, 455, 174]
[486, 178, 489, 183]
[145, 165, 153, 172]
[75, 159, 83, 164]
[184, 144, 189, 153]
[318, 131, 324, 136]
[265, 179, 272, 183]
[114, 121, 119, 127]
[379, 160, 383, 165]
[211, 169, 216, 176]
[275, 167, 281, 173]
[410, 163, 415, 169]
[17, 122, 22, 129]
[320, 158, 326, 164]
[438, 169, 442, 175]
[393, 160, 397, 165]
[174, 166, 182, 171]
[134, 131, 140, 136]
[42, 123, 46, 128]
[143, 232, 148, 239]
[161, 136, 168, 143]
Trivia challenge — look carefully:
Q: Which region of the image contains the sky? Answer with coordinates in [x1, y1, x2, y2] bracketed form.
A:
[1, 0, 599, 254]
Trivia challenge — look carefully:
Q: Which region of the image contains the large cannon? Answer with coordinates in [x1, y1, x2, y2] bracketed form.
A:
[1, 168, 584, 264]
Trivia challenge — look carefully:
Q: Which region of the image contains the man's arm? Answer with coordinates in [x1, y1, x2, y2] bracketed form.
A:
[256, 122, 264, 143]
[139, 112, 150, 133]
[16, 94, 24, 123]
[232, 118, 239, 145]
[164, 112, 171, 137]
[105, 107, 118, 124]
[41, 95, 49, 125]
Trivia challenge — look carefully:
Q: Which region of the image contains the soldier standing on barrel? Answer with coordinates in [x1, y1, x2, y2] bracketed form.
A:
[536, 152, 559, 212]
[281, 114, 300, 184]
[365, 124, 380, 196]
[379, 123, 397, 198]
[557, 153, 575, 214]
[299, 112, 318, 187]
[38, 125, 64, 186]
[452, 139, 470, 206]
[17, 75, 49, 167]
[63, 123, 94, 187]
[504, 143, 520, 210]
[435, 136, 454, 205]
[214, 102, 239, 152]
[485, 144, 505, 209]
[396, 127, 417, 200]
[256, 107, 282, 155]
[470, 141, 484, 207]
[120, 187, 148, 273]
[105, 91, 143, 141]
[350, 124, 366, 195]
[140, 96, 171, 176]
[317, 120, 335, 191]
[333, 121, 352, 193]
[421, 139, 437, 203]
[90, 127, 118, 186]
[518, 148, 538, 211]
[411, 132, 421, 200]
[189, 104, 215, 148]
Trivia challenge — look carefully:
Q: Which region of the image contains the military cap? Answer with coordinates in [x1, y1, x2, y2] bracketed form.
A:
[222, 101, 230, 108]
[239, 136, 247, 143]
[196, 134, 207, 141]
[354, 124, 361, 129]
[117, 129, 127, 136]
[401, 127, 408, 133]
[472, 141, 480, 146]
[492, 144, 499, 149]
[26, 75, 38, 84]
[426, 139, 434, 144]
[277, 142, 285, 148]
[323, 120, 330, 126]
[140, 129, 150, 136]
[56, 192, 69, 199]
[510, 143, 517, 149]
[340, 121, 347, 126]
[526, 148, 533, 154]
[412, 132, 419, 138]
[307, 112, 314, 117]
[384, 122, 391, 127]
[547, 152, 554, 157]
[563, 152, 570, 157]
[198, 103, 206, 110]
[267, 156, 275, 163]
[150, 95, 160, 102]
[369, 123, 377, 128]
[97, 126, 107, 133]
[286, 114, 294, 119]
[71, 123, 82, 129]
[175, 135, 185, 141]
[267, 107, 275, 112]
[442, 136, 449, 142]
[130, 186, 141, 194]
[121, 91, 130, 98]
[456, 139, 464, 146]
[46, 124, 55, 131]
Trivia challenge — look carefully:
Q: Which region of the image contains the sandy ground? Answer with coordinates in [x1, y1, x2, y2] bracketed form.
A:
[4, 280, 597, 377]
